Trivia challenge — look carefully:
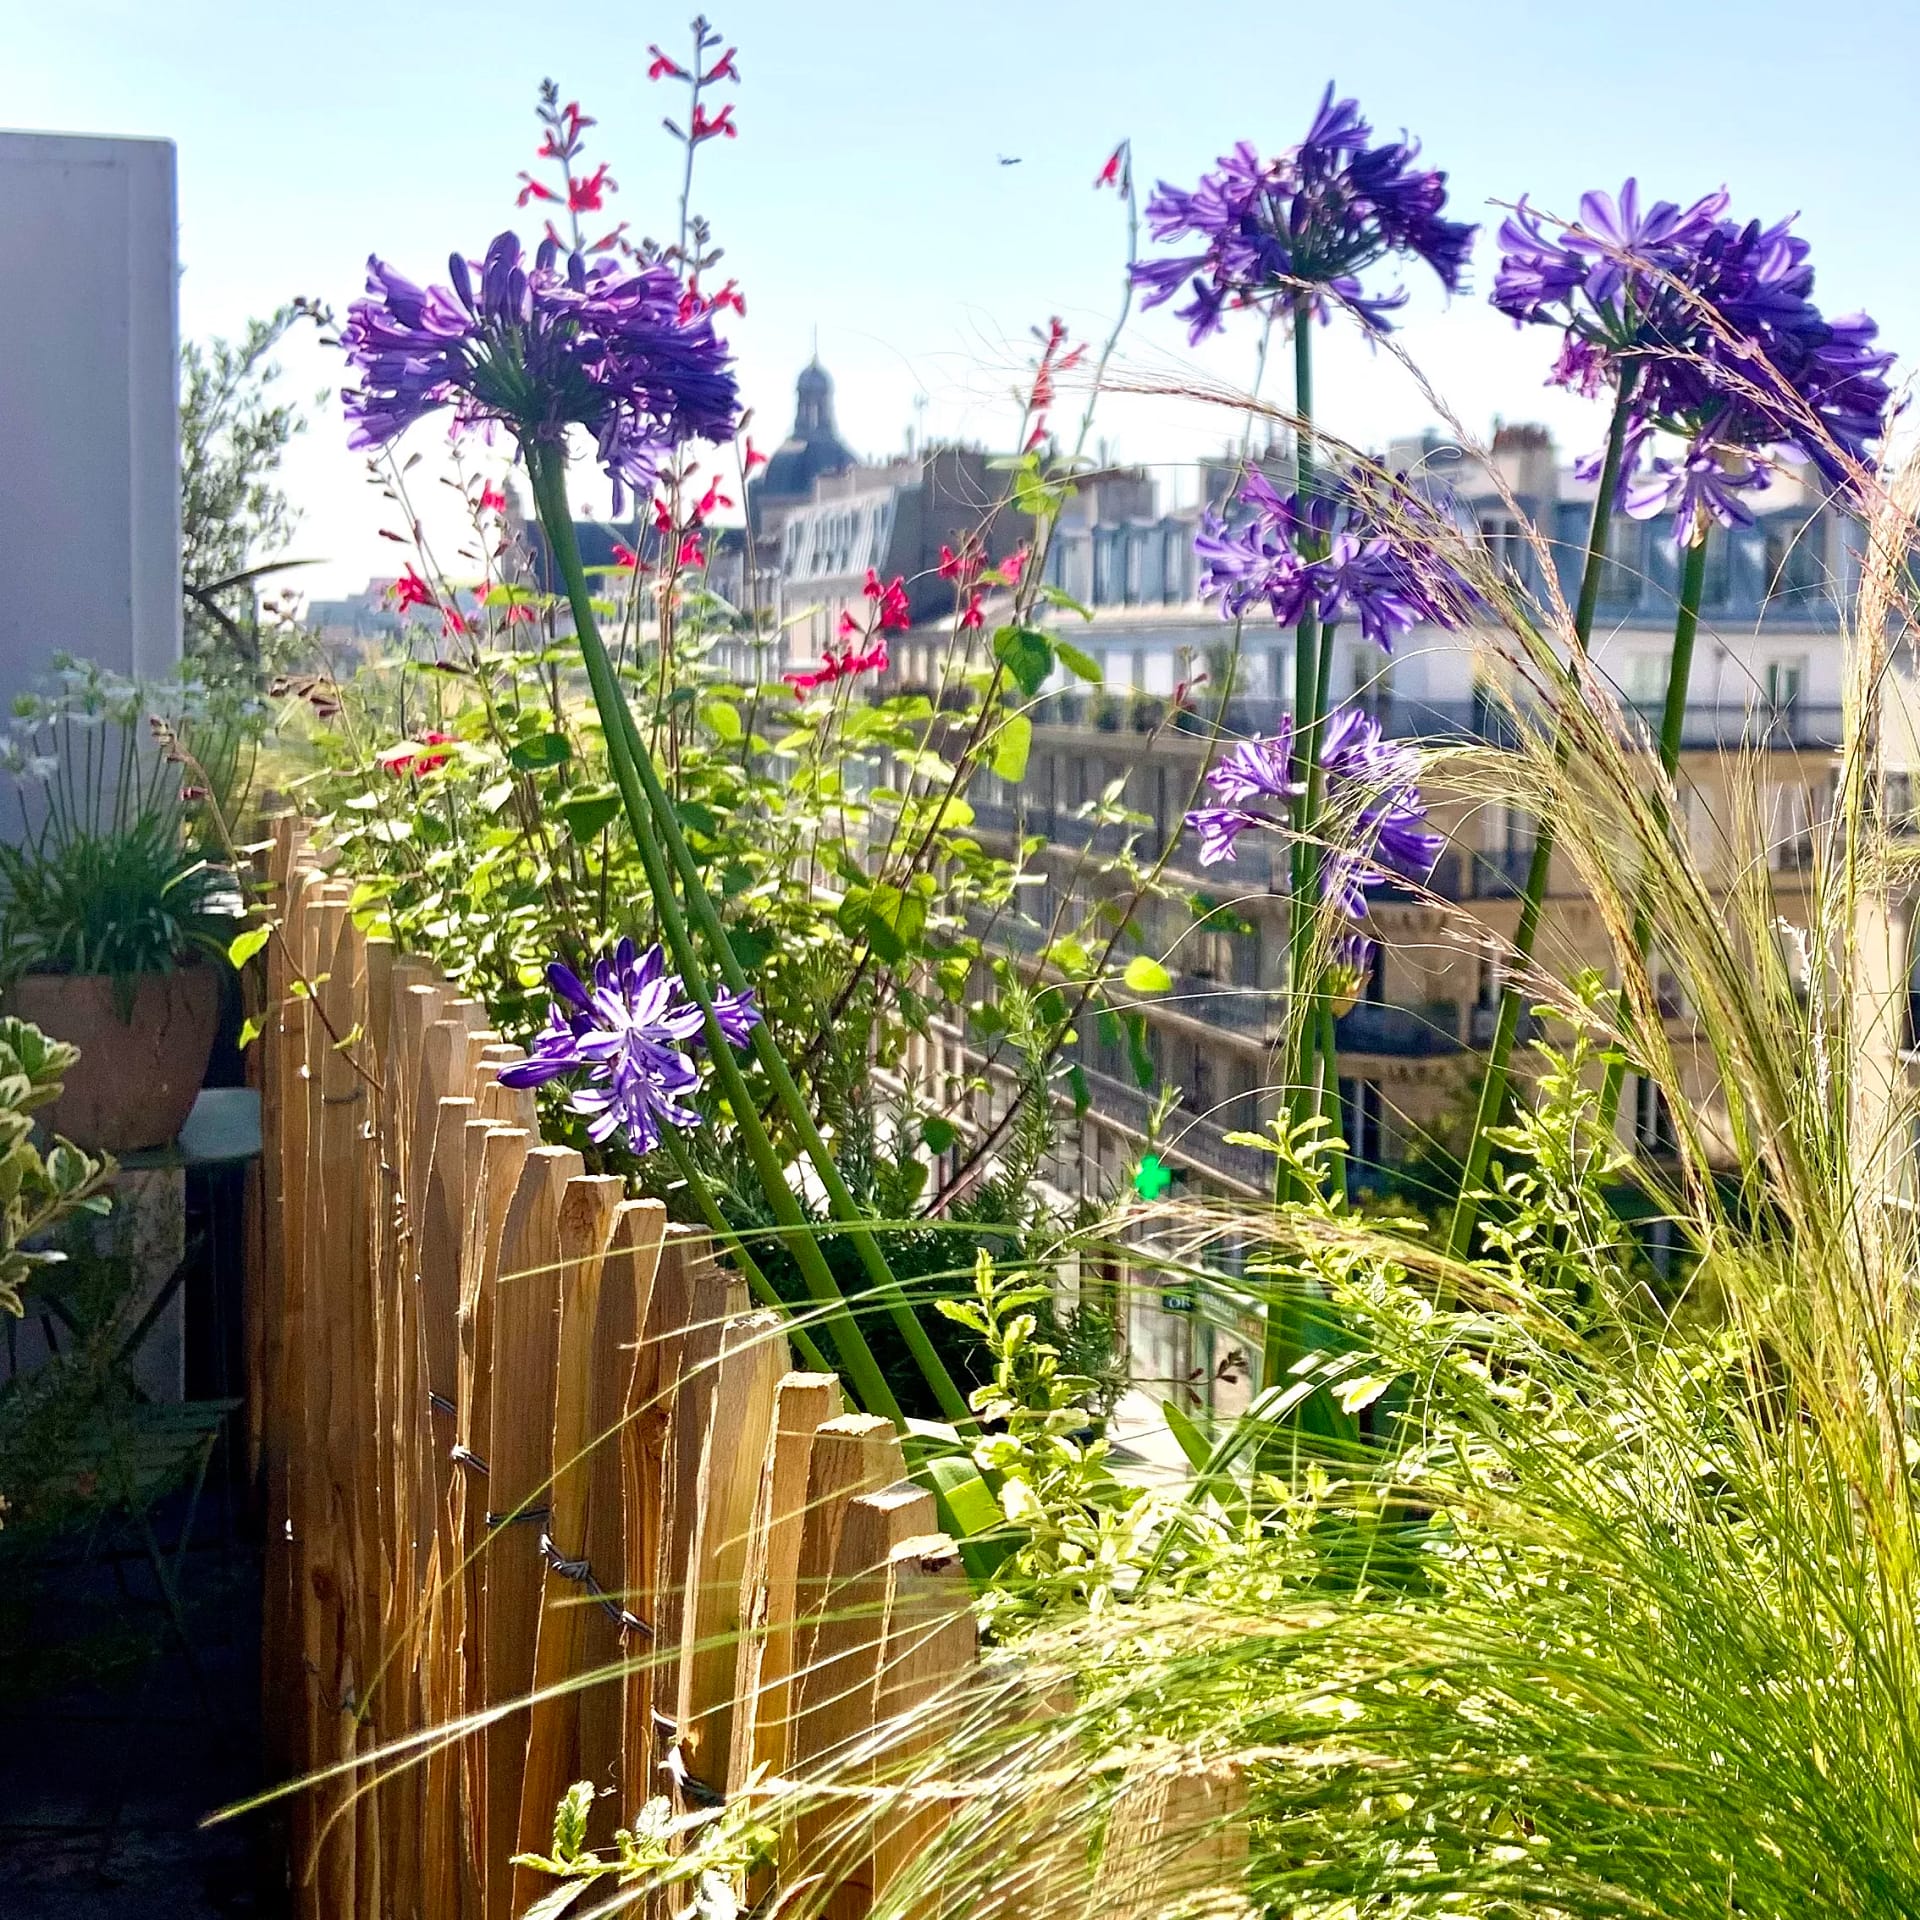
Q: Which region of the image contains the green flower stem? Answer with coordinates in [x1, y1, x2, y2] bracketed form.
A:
[1279, 300, 1324, 1208]
[1596, 526, 1711, 1131]
[527, 446, 907, 1428]
[1318, 998, 1347, 1193]
[592, 600, 971, 1432]
[1446, 369, 1643, 1262]
[658, 1130, 834, 1377]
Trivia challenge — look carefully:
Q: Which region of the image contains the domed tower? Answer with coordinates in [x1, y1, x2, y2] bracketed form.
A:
[750, 358, 856, 540]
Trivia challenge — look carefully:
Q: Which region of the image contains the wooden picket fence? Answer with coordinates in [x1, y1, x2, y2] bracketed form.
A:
[247, 817, 1245, 1920]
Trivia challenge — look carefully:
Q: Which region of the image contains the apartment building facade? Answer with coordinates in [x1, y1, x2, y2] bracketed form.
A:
[893, 428, 1873, 1407]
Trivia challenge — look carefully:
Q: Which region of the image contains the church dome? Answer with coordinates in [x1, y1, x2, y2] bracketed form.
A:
[753, 359, 855, 522]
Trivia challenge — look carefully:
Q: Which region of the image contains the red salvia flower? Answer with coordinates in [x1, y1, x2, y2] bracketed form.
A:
[381, 728, 457, 778]
[960, 590, 985, 630]
[390, 565, 435, 612]
[479, 484, 508, 514]
[676, 533, 706, 569]
[938, 541, 985, 584]
[689, 103, 737, 142]
[744, 437, 767, 473]
[568, 163, 616, 214]
[647, 46, 688, 80]
[1095, 143, 1129, 191]
[703, 47, 740, 83]
[515, 174, 559, 205]
[612, 542, 643, 570]
[695, 476, 733, 519]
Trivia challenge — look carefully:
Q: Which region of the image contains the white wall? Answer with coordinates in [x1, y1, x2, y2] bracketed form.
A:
[0, 131, 180, 724]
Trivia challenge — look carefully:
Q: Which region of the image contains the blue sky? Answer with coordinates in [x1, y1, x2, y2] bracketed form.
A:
[9, 0, 1917, 596]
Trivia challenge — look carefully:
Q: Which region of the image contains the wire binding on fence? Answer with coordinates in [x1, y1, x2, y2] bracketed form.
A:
[537, 1530, 653, 1640]
[485, 1505, 552, 1528]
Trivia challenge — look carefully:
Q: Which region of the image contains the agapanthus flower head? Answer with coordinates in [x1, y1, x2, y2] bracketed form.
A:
[1494, 179, 1895, 532]
[1317, 706, 1443, 904]
[1133, 86, 1476, 344]
[1196, 473, 1477, 650]
[341, 231, 740, 513]
[1186, 704, 1439, 916]
[1207, 721, 1301, 806]
[497, 937, 759, 1154]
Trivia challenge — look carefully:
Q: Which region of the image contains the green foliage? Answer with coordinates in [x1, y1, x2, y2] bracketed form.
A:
[0, 1018, 113, 1318]
[0, 821, 231, 992]
[939, 1252, 1162, 1633]
[0, 656, 259, 999]
[514, 1780, 772, 1920]
[180, 302, 325, 664]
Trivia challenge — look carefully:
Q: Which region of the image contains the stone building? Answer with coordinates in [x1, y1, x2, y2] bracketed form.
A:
[889, 425, 1882, 1411]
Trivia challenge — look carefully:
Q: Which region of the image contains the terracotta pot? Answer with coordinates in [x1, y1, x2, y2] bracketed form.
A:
[7, 966, 222, 1152]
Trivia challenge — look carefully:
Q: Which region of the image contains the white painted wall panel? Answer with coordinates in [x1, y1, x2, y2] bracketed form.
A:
[0, 131, 179, 724]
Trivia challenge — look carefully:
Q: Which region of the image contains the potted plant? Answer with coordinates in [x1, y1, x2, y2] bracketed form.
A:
[0, 661, 246, 1152]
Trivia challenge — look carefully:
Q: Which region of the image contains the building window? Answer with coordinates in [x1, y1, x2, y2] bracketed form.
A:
[1621, 652, 1668, 710]
[1764, 524, 1826, 607]
[1478, 513, 1523, 582]
[1697, 526, 1730, 604]
[1764, 779, 1816, 869]
[1887, 770, 1914, 837]
[1633, 1073, 1676, 1154]
[1763, 657, 1806, 716]
[1906, 913, 1920, 1052]
[1597, 515, 1643, 603]
[1339, 1077, 1386, 1172]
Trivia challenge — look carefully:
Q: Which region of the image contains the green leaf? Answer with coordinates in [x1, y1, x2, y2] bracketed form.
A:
[990, 713, 1033, 784]
[701, 698, 743, 743]
[556, 788, 622, 842]
[507, 731, 572, 772]
[920, 1456, 1017, 1581]
[1161, 1396, 1214, 1475]
[477, 778, 515, 815]
[1126, 1011, 1154, 1088]
[726, 925, 774, 970]
[1067, 1064, 1090, 1116]
[920, 1114, 958, 1154]
[226, 925, 272, 970]
[237, 1015, 263, 1051]
[1123, 954, 1173, 995]
[1055, 640, 1102, 684]
[1039, 583, 1096, 623]
[992, 625, 1054, 699]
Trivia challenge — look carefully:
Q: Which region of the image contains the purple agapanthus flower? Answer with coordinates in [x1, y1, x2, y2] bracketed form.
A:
[1185, 705, 1440, 915]
[1318, 707, 1444, 909]
[1133, 86, 1476, 344]
[1493, 180, 1895, 537]
[1208, 720, 1302, 805]
[1197, 472, 1476, 651]
[497, 937, 759, 1154]
[341, 232, 741, 510]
